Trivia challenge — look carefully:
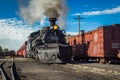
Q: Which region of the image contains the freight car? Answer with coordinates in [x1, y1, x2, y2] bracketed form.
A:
[17, 18, 72, 63]
[69, 24, 120, 63]
[16, 41, 27, 57]
[0, 50, 15, 57]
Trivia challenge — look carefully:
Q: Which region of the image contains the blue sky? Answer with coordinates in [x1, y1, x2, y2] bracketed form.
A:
[1, 0, 120, 31]
[67, 0, 120, 32]
[0, 0, 120, 50]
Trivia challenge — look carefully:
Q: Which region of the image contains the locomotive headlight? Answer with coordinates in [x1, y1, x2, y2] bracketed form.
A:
[53, 25, 59, 30]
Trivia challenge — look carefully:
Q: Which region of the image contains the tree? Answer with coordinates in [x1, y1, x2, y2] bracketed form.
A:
[3, 48, 9, 52]
[0, 46, 2, 51]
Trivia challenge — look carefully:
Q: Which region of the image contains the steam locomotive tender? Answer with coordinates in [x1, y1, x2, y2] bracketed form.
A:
[26, 18, 72, 63]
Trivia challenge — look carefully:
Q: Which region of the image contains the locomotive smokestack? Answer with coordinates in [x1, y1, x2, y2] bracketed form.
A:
[49, 18, 57, 27]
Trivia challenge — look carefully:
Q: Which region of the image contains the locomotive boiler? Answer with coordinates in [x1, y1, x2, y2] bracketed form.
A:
[25, 18, 72, 63]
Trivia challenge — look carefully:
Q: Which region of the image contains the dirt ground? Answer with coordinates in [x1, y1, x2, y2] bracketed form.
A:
[0, 57, 120, 80]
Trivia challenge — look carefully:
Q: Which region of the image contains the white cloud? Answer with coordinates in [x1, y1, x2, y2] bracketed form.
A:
[72, 6, 120, 16]
[0, 18, 38, 51]
[66, 32, 78, 35]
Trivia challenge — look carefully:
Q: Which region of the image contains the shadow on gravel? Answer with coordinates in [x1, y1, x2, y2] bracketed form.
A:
[69, 60, 98, 64]
[69, 60, 120, 65]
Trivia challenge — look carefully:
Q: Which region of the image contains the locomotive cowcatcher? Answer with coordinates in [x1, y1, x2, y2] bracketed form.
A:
[24, 18, 72, 63]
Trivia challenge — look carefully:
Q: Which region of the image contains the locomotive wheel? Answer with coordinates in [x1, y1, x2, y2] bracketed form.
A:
[35, 54, 39, 60]
[38, 54, 42, 61]
[44, 53, 49, 61]
[51, 55, 56, 61]
[35, 49, 39, 60]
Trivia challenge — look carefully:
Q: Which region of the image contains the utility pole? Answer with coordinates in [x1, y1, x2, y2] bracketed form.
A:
[74, 15, 84, 34]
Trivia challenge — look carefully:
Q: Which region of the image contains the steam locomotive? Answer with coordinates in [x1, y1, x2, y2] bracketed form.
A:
[17, 18, 72, 63]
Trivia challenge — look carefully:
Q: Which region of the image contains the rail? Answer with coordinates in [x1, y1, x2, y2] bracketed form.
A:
[0, 56, 20, 80]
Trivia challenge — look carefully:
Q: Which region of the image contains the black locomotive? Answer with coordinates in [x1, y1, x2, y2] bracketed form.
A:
[26, 18, 72, 63]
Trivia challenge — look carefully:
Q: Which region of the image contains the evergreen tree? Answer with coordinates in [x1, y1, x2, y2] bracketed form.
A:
[0, 46, 2, 51]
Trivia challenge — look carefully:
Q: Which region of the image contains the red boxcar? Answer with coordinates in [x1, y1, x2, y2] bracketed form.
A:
[69, 24, 120, 63]
[16, 48, 22, 56]
[16, 41, 27, 57]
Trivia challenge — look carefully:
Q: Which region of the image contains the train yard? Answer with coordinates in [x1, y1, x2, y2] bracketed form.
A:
[16, 23, 120, 64]
[1, 0, 120, 80]
[0, 20, 120, 80]
[0, 57, 120, 80]
[10, 22, 120, 80]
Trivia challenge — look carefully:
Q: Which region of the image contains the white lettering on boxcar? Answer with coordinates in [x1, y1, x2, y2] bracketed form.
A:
[94, 33, 98, 42]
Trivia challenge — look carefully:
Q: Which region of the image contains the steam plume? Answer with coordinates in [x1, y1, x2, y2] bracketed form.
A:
[18, 0, 68, 28]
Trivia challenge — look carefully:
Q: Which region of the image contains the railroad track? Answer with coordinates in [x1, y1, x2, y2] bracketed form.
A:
[1, 57, 120, 80]
[0, 56, 20, 80]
